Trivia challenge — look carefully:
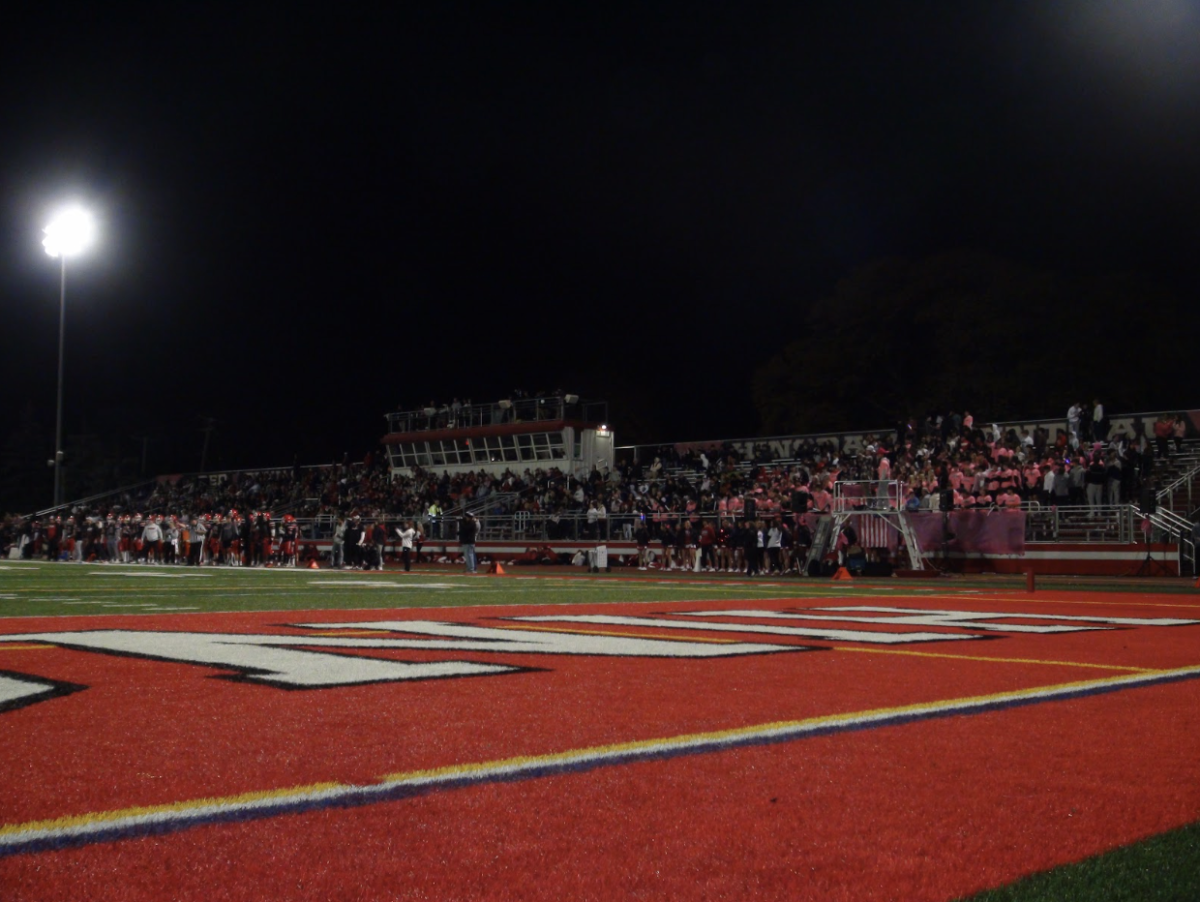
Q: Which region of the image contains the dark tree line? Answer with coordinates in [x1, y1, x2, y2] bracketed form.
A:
[752, 250, 1188, 435]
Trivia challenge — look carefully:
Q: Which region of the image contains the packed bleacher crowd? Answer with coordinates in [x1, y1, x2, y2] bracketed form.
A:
[2, 402, 1194, 565]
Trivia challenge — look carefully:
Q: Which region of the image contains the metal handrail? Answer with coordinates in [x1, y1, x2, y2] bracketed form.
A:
[31, 478, 160, 519]
[453, 490, 525, 517]
[1156, 460, 1200, 509]
[1133, 505, 1195, 576]
[287, 503, 1143, 547]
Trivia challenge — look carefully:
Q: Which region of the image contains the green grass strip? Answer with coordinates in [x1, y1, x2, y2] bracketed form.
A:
[961, 821, 1200, 902]
[0, 562, 949, 618]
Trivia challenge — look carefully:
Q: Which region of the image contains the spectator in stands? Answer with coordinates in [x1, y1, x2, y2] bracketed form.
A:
[1154, 414, 1173, 459]
[586, 501, 600, 539]
[1104, 453, 1123, 506]
[1085, 455, 1106, 511]
[1091, 399, 1106, 442]
[1067, 402, 1083, 448]
[996, 486, 1022, 509]
[1051, 465, 1070, 508]
[1068, 459, 1086, 506]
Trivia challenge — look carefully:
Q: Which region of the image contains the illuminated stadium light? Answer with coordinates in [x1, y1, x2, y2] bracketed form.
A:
[42, 206, 96, 258]
[43, 204, 97, 509]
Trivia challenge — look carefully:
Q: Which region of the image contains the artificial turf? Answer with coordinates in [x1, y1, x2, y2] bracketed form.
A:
[2, 559, 1198, 900]
[0, 558, 977, 619]
[960, 820, 1200, 902]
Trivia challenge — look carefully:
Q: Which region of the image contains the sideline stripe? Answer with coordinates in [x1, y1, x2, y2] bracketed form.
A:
[3, 663, 1200, 858]
[939, 594, 1200, 612]
[834, 647, 1161, 673]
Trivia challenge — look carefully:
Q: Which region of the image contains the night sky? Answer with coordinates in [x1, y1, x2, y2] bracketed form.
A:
[2, 3, 1198, 478]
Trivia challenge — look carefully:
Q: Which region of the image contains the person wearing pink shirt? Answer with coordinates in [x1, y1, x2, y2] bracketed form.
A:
[986, 467, 1002, 494]
[1023, 464, 1041, 499]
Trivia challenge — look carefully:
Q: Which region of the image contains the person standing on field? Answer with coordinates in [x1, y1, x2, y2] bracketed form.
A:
[459, 512, 478, 574]
[332, 516, 347, 569]
[396, 520, 417, 572]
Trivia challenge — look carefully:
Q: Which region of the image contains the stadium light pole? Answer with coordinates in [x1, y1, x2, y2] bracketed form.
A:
[42, 206, 96, 510]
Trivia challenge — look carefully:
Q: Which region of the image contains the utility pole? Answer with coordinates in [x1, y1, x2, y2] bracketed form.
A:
[130, 434, 152, 478]
[199, 416, 217, 473]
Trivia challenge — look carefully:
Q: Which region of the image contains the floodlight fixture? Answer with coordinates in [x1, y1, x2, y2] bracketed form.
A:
[43, 204, 96, 509]
[43, 206, 96, 259]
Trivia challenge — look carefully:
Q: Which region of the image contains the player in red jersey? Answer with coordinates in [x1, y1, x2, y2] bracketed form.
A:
[280, 514, 300, 567]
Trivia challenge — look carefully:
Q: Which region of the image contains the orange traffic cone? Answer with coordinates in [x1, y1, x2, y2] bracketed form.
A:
[489, 561, 506, 576]
[832, 566, 853, 580]
[308, 560, 319, 570]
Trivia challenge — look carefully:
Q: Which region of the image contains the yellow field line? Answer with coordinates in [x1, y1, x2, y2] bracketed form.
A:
[833, 645, 1162, 673]
[6, 662, 1200, 847]
[0, 782, 347, 835]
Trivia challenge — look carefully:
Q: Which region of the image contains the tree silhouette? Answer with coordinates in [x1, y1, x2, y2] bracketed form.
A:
[753, 250, 1180, 434]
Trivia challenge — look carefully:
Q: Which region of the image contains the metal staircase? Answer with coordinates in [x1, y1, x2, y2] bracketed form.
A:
[893, 513, 924, 570]
[802, 513, 844, 574]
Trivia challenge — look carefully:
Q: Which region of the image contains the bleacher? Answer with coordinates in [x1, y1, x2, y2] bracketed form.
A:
[9, 405, 1199, 576]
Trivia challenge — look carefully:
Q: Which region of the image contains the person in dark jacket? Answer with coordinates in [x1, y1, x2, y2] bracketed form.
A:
[459, 513, 478, 574]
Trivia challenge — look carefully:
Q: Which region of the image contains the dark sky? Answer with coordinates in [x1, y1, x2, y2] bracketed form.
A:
[2, 2, 1199, 473]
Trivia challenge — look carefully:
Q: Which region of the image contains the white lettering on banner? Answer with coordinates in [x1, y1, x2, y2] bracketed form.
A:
[509, 614, 978, 644]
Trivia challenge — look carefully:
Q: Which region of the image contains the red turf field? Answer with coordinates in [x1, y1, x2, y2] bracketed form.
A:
[2, 588, 1198, 900]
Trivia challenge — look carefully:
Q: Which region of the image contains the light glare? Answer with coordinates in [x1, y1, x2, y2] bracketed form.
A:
[43, 206, 96, 258]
